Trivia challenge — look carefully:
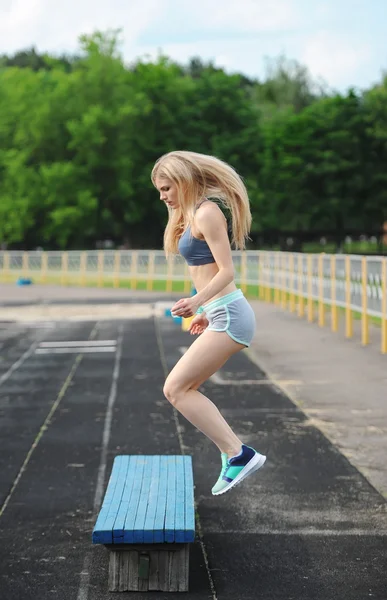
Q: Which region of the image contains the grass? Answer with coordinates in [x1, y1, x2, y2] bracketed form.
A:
[0, 273, 189, 293]
[0, 272, 261, 296]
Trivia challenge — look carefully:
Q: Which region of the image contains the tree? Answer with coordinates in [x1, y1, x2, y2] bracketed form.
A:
[0, 31, 386, 249]
[260, 91, 374, 232]
[251, 55, 327, 118]
[363, 76, 387, 226]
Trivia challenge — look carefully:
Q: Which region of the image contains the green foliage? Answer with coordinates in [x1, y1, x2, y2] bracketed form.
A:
[260, 91, 379, 231]
[0, 32, 386, 249]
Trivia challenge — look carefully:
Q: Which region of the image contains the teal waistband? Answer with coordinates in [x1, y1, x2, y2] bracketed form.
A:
[202, 288, 243, 313]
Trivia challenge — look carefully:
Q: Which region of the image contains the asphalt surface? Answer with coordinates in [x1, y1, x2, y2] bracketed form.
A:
[0, 296, 386, 600]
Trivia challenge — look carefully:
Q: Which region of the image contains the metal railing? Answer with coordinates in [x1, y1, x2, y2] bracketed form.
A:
[1, 250, 386, 353]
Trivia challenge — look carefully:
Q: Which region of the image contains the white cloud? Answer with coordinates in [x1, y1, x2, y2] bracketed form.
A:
[301, 31, 372, 89]
[0, 0, 163, 54]
[0, 0, 46, 50]
[0, 0, 382, 91]
[313, 2, 336, 19]
[179, 0, 302, 32]
[127, 31, 377, 92]
[126, 38, 266, 76]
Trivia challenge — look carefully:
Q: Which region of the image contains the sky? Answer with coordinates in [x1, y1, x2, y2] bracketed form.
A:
[0, 0, 386, 92]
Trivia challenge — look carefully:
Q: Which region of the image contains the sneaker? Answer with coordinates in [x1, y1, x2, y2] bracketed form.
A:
[211, 444, 266, 496]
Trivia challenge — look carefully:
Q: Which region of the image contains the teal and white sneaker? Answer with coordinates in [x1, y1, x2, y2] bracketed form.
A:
[211, 444, 266, 496]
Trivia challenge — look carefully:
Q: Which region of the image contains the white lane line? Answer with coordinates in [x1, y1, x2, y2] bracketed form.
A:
[39, 340, 117, 347]
[77, 324, 124, 600]
[203, 528, 387, 536]
[0, 338, 43, 388]
[0, 322, 99, 519]
[35, 347, 116, 355]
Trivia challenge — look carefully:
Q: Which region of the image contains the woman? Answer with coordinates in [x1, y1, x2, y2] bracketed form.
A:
[151, 150, 266, 495]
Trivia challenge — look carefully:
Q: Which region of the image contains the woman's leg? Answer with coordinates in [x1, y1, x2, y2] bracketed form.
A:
[163, 329, 245, 457]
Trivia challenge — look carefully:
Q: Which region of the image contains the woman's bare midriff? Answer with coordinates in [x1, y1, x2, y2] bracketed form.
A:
[187, 207, 236, 305]
[189, 262, 237, 305]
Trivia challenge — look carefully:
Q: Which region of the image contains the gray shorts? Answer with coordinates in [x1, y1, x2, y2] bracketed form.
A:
[203, 289, 256, 347]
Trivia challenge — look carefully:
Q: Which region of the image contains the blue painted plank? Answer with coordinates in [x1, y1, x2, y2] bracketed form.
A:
[123, 456, 146, 543]
[165, 456, 176, 543]
[101, 455, 124, 507]
[98, 456, 130, 543]
[143, 456, 161, 543]
[133, 457, 154, 543]
[92, 505, 110, 544]
[112, 456, 138, 542]
[153, 456, 169, 543]
[93, 454, 195, 545]
[184, 456, 195, 542]
[92, 456, 128, 544]
[174, 456, 186, 542]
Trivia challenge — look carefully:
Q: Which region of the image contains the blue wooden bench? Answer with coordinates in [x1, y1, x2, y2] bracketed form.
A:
[92, 455, 195, 592]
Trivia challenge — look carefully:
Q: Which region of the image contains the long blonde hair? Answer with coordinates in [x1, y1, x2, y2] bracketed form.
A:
[151, 150, 252, 256]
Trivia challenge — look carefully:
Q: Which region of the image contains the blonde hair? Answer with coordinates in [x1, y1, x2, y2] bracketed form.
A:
[151, 150, 252, 257]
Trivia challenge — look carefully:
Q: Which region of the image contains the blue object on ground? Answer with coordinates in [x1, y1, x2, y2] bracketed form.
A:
[16, 278, 33, 286]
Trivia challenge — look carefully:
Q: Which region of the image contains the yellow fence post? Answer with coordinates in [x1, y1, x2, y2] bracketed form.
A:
[298, 254, 305, 317]
[4, 251, 10, 282]
[113, 251, 121, 289]
[289, 254, 296, 312]
[80, 252, 87, 287]
[146, 251, 155, 291]
[23, 252, 29, 278]
[258, 250, 264, 300]
[130, 251, 138, 290]
[182, 316, 194, 331]
[345, 255, 353, 338]
[97, 251, 104, 288]
[318, 253, 325, 327]
[307, 255, 314, 322]
[61, 252, 68, 286]
[274, 253, 280, 305]
[184, 262, 191, 294]
[264, 253, 269, 301]
[281, 254, 287, 309]
[361, 257, 369, 346]
[381, 258, 387, 354]
[41, 252, 48, 284]
[166, 257, 173, 292]
[241, 252, 247, 294]
[331, 255, 338, 332]
[265, 253, 271, 302]
[255, 254, 259, 298]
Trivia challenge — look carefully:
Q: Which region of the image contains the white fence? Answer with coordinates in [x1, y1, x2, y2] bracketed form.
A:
[1, 250, 386, 351]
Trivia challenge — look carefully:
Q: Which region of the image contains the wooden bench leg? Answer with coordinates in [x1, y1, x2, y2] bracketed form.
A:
[107, 544, 190, 592]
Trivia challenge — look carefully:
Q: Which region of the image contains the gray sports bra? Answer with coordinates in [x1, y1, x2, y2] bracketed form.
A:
[177, 200, 216, 266]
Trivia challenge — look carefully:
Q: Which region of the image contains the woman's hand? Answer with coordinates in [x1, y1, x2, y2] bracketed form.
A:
[171, 296, 200, 318]
[188, 314, 209, 336]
